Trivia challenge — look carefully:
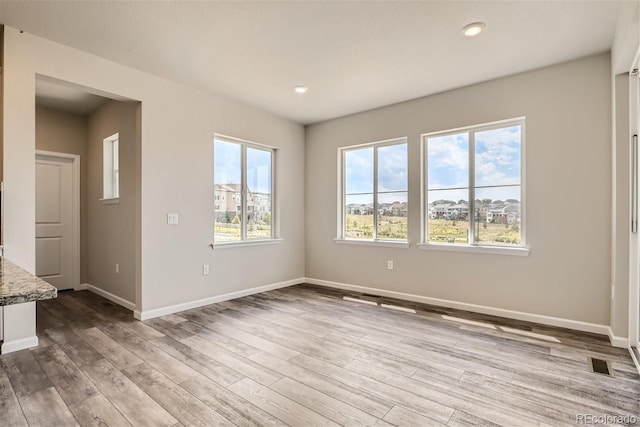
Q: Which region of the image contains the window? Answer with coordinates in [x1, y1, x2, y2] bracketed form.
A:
[340, 138, 408, 242]
[214, 136, 274, 244]
[424, 118, 524, 247]
[103, 133, 119, 200]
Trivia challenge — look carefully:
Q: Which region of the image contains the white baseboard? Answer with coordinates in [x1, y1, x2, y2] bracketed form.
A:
[607, 327, 629, 348]
[629, 347, 640, 375]
[1, 335, 38, 354]
[134, 277, 306, 321]
[84, 283, 136, 311]
[305, 277, 618, 344]
[76, 283, 88, 291]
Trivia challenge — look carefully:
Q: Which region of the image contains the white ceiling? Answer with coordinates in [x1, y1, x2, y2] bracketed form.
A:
[0, 1, 624, 124]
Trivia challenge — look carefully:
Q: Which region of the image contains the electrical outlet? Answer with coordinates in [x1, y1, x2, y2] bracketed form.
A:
[202, 264, 210, 275]
[115, 263, 119, 274]
[387, 260, 394, 270]
[167, 213, 179, 225]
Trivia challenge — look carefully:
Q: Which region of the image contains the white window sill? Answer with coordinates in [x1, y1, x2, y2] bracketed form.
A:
[100, 198, 119, 205]
[213, 238, 283, 249]
[335, 239, 410, 249]
[417, 243, 529, 256]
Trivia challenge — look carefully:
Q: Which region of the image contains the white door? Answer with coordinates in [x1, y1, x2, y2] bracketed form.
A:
[35, 155, 74, 290]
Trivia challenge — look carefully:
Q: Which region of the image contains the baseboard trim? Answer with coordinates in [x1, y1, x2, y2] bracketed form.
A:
[84, 284, 136, 311]
[607, 327, 629, 348]
[134, 277, 306, 321]
[629, 347, 640, 375]
[1, 335, 38, 354]
[76, 283, 88, 291]
[305, 277, 617, 344]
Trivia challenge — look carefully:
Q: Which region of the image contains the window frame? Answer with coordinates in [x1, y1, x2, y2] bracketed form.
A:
[213, 134, 277, 247]
[420, 118, 528, 255]
[102, 133, 119, 203]
[337, 137, 409, 246]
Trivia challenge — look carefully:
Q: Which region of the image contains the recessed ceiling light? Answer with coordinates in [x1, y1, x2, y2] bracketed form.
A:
[293, 85, 308, 94]
[462, 22, 485, 37]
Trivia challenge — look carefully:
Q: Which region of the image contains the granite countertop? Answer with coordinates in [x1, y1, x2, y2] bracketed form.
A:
[0, 257, 57, 306]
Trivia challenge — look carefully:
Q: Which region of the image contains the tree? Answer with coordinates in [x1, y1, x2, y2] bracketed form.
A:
[232, 215, 241, 225]
[224, 211, 231, 224]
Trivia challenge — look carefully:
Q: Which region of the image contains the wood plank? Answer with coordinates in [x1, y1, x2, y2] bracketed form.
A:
[78, 327, 143, 370]
[81, 359, 177, 426]
[290, 353, 455, 424]
[344, 358, 534, 426]
[122, 363, 234, 427]
[31, 344, 99, 405]
[228, 377, 340, 426]
[180, 374, 283, 427]
[68, 393, 132, 427]
[174, 319, 261, 358]
[205, 309, 355, 366]
[44, 327, 104, 368]
[181, 335, 282, 386]
[271, 376, 382, 426]
[249, 350, 393, 418]
[383, 405, 447, 427]
[18, 387, 79, 426]
[181, 310, 301, 359]
[0, 350, 52, 398]
[0, 361, 28, 427]
[143, 318, 194, 341]
[149, 335, 245, 387]
[447, 410, 503, 427]
[98, 321, 200, 383]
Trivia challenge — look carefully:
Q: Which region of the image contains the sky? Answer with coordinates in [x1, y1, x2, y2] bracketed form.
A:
[214, 140, 272, 194]
[344, 142, 408, 205]
[427, 125, 521, 203]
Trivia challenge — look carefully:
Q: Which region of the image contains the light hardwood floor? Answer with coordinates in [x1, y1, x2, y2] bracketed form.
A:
[1, 284, 639, 426]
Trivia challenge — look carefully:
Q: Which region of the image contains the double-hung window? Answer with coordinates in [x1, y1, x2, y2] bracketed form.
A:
[339, 138, 408, 242]
[424, 118, 525, 249]
[214, 135, 274, 244]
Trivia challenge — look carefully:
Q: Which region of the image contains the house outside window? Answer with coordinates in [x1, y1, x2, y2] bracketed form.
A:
[339, 138, 408, 243]
[423, 118, 525, 249]
[214, 135, 274, 244]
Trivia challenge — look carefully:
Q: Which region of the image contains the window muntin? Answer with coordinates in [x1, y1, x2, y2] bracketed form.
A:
[425, 120, 524, 247]
[214, 136, 274, 244]
[341, 139, 408, 241]
[103, 133, 119, 200]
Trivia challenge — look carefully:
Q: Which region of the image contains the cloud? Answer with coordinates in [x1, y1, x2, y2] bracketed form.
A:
[475, 125, 521, 187]
[427, 133, 469, 189]
[378, 144, 408, 191]
[345, 147, 374, 193]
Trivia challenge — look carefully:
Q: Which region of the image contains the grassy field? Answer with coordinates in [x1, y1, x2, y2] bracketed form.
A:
[345, 214, 407, 240]
[428, 219, 520, 245]
[345, 215, 519, 244]
[214, 223, 272, 241]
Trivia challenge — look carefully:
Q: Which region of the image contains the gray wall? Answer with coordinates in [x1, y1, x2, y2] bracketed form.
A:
[3, 26, 305, 316]
[35, 106, 89, 283]
[305, 53, 612, 326]
[87, 100, 138, 304]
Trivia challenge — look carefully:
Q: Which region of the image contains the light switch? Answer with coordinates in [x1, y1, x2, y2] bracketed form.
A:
[167, 213, 179, 225]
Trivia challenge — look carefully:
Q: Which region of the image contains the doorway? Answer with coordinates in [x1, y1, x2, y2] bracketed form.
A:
[35, 151, 80, 290]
